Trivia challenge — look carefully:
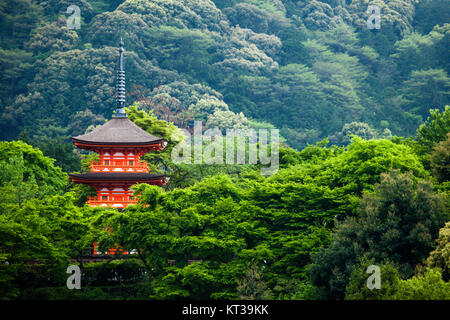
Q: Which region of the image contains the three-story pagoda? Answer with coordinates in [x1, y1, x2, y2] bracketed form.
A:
[69, 40, 167, 210]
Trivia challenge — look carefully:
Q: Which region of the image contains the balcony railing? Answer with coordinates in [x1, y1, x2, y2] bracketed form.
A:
[89, 161, 149, 172]
[87, 197, 138, 207]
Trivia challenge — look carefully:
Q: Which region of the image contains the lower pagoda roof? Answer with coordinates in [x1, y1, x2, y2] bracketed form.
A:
[69, 172, 166, 183]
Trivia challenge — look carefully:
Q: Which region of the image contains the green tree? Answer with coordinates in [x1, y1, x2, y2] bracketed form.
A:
[400, 69, 450, 117]
[125, 104, 180, 174]
[426, 222, 450, 281]
[25, 18, 79, 55]
[0, 0, 43, 48]
[345, 260, 401, 300]
[236, 262, 271, 300]
[414, 0, 450, 34]
[37, 138, 82, 173]
[414, 106, 450, 169]
[0, 48, 32, 114]
[329, 122, 378, 146]
[0, 141, 67, 209]
[430, 133, 450, 183]
[346, 262, 450, 300]
[392, 268, 450, 300]
[310, 170, 447, 299]
[0, 191, 99, 299]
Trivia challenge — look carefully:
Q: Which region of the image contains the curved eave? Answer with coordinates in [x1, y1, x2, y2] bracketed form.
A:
[72, 138, 166, 151]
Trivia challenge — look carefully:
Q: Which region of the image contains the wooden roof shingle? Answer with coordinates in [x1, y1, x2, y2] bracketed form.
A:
[72, 117, 164, 145]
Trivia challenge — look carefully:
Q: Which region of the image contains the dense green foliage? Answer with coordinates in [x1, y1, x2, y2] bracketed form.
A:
[0, 0, 449, 151]
[309, 170, 447, 299]
[0, 0, 449, 301]
[0, 107, 448, 300]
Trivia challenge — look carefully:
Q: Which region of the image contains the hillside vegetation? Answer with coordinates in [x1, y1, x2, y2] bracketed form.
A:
[1, 0, 449, 149]
[0, 0, 449, 300]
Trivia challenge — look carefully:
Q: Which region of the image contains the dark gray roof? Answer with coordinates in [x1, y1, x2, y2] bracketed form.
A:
[72, 117, 164, 145]
[69, 172, 165, 181]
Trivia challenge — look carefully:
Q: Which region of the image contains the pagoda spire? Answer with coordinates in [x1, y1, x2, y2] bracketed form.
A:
[114, 38, 127, 118]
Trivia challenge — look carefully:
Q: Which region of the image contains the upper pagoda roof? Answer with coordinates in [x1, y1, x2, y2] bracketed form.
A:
[72, 117, 164, 146]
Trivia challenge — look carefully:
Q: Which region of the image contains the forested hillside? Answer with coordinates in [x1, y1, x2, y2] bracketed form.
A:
[0, 0, 449, 301]
[1, 0, 449, 149]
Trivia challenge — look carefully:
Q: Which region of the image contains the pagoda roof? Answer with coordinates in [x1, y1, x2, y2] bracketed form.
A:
[69, 172, 165, 182]
[72, 117, 164, 146]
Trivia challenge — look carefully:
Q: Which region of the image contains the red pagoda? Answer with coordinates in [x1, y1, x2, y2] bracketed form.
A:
[69, 40, 167, 255]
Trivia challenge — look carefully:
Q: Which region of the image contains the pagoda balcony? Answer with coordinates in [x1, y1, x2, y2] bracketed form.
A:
[87, 196, 138, 208]
[89, 161, 149, 173]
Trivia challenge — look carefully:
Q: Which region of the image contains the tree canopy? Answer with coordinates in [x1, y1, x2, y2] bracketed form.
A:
[0, 0, 449, 302]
